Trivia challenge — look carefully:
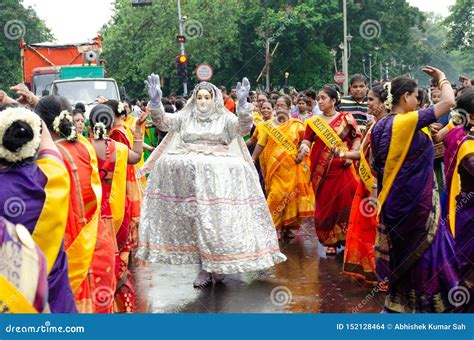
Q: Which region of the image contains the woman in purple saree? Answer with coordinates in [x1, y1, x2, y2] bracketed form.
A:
[0, 104, 76, 313]
[371, 67, 460, 313]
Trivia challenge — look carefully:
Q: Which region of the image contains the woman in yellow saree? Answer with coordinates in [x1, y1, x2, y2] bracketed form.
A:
[252, 96, 314, 239]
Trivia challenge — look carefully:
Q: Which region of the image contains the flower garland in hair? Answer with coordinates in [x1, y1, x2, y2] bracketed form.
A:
[383, 82, 393, 110]
[52, 110, 77, 141]
[117, 102, 125, 114]
[0, 107, 42, 163]
[93, 122, 107, 140]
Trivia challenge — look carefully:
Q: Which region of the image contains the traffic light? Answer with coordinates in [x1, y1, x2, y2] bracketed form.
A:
[176, 54, 188, 82]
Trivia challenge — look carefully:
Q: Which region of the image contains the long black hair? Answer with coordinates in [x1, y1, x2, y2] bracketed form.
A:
[35, 95, 76, 142]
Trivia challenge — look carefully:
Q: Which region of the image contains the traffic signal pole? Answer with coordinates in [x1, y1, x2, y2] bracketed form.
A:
[177, 0, 188, 96]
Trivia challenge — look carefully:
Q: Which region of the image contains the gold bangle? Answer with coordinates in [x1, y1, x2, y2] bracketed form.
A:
[446, 121, 455, 131]
[439, 80, 450, 89]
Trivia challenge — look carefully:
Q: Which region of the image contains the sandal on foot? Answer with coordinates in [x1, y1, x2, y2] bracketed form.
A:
[326, 246, 337, 256]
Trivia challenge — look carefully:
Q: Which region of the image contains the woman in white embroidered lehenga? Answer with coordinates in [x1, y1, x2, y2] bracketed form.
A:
[136, 74, 286, 288]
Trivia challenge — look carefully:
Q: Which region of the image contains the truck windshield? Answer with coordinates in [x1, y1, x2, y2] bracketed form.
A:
[32, 73, 59, 96]
[52, 80, 119, 105]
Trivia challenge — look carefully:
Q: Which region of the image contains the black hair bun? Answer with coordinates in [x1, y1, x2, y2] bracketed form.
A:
[2, 120, 34, 152]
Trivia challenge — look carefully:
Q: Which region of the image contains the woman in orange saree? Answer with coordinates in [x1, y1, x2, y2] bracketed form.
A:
[89, 104, 146, 313]
[335, 85, 389, 284]
[298, 85, 361, 255]
[252, 96, 314, 239]
[36, 95, 116, 313]
[106, 100, 144, 252]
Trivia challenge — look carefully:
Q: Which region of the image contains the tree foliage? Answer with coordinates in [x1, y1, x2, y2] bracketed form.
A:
[0, 0, 53, 91]
[103, 0, 443, 97]
[444, 0, 473, 51]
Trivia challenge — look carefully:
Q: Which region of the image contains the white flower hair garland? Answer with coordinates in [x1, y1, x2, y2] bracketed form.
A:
[117, 102, 125, 114]
[383, 82, 393, 110]
[52, 110, 77, 141]
[93, 122, 107, 140]
[0, 107, 42, 163]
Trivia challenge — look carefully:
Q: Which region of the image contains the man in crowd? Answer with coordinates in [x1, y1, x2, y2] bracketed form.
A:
[340, 74, 369, 130]
[304, 89, 322, 116]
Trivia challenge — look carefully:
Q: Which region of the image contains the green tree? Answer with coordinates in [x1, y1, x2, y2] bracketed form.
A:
[102, 0, 465, 96]
[0, 0, 53, 91]
[101, 0, 243, 97]
[444, 0, 473, 51]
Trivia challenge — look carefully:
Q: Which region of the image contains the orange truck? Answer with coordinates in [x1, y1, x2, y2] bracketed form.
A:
[21, 35, 103, 95]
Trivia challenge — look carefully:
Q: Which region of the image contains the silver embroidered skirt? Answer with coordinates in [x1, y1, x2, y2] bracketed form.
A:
[136, 150, 286, 274]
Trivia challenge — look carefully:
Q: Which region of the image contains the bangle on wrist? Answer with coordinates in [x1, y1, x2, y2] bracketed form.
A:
[446, 121, 455, 131]
[438, 80, 450, 89]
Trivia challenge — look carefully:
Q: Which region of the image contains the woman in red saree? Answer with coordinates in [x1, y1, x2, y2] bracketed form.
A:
[36, 96, 116, 313]
[335, 85, 389, 284]
[298, 85, 361, 255]
[106, 100, 144, 252]
[88, 104, 146, 313]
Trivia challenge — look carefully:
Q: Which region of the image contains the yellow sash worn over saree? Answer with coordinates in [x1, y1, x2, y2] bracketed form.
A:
[449, 139, 474, 237]
[62, 135, 102, 293]
[111, 142, 129, 235]
[259, 120, 298, 155]
[0, 276, 38, 313]
[359, 127, 376, 192]
[307, 115, 358, 179]
[34, 157, 70, 273]
[377, 112, 419, 215]
[307, 116, 349, 151]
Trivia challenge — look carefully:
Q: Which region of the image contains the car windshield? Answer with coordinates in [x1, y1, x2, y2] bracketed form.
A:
[33, 73, 60, 96]
[52, 80, 119, 105]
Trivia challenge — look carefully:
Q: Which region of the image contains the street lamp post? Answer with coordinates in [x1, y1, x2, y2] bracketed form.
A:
[177, 0, 188, 96]
[362, 47, 379, 88]
[330, 49, 338, 72]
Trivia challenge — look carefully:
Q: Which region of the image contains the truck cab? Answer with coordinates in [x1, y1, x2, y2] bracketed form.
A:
[50, 78, 121, 108]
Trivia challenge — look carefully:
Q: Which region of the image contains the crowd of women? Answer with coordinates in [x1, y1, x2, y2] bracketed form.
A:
[0, 64, 472, 314]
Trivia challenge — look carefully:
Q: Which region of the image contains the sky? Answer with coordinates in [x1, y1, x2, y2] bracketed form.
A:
[21, 0, 456, 43]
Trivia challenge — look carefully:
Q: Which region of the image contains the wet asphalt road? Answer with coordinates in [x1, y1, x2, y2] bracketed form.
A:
[133, 219, 385, 313]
